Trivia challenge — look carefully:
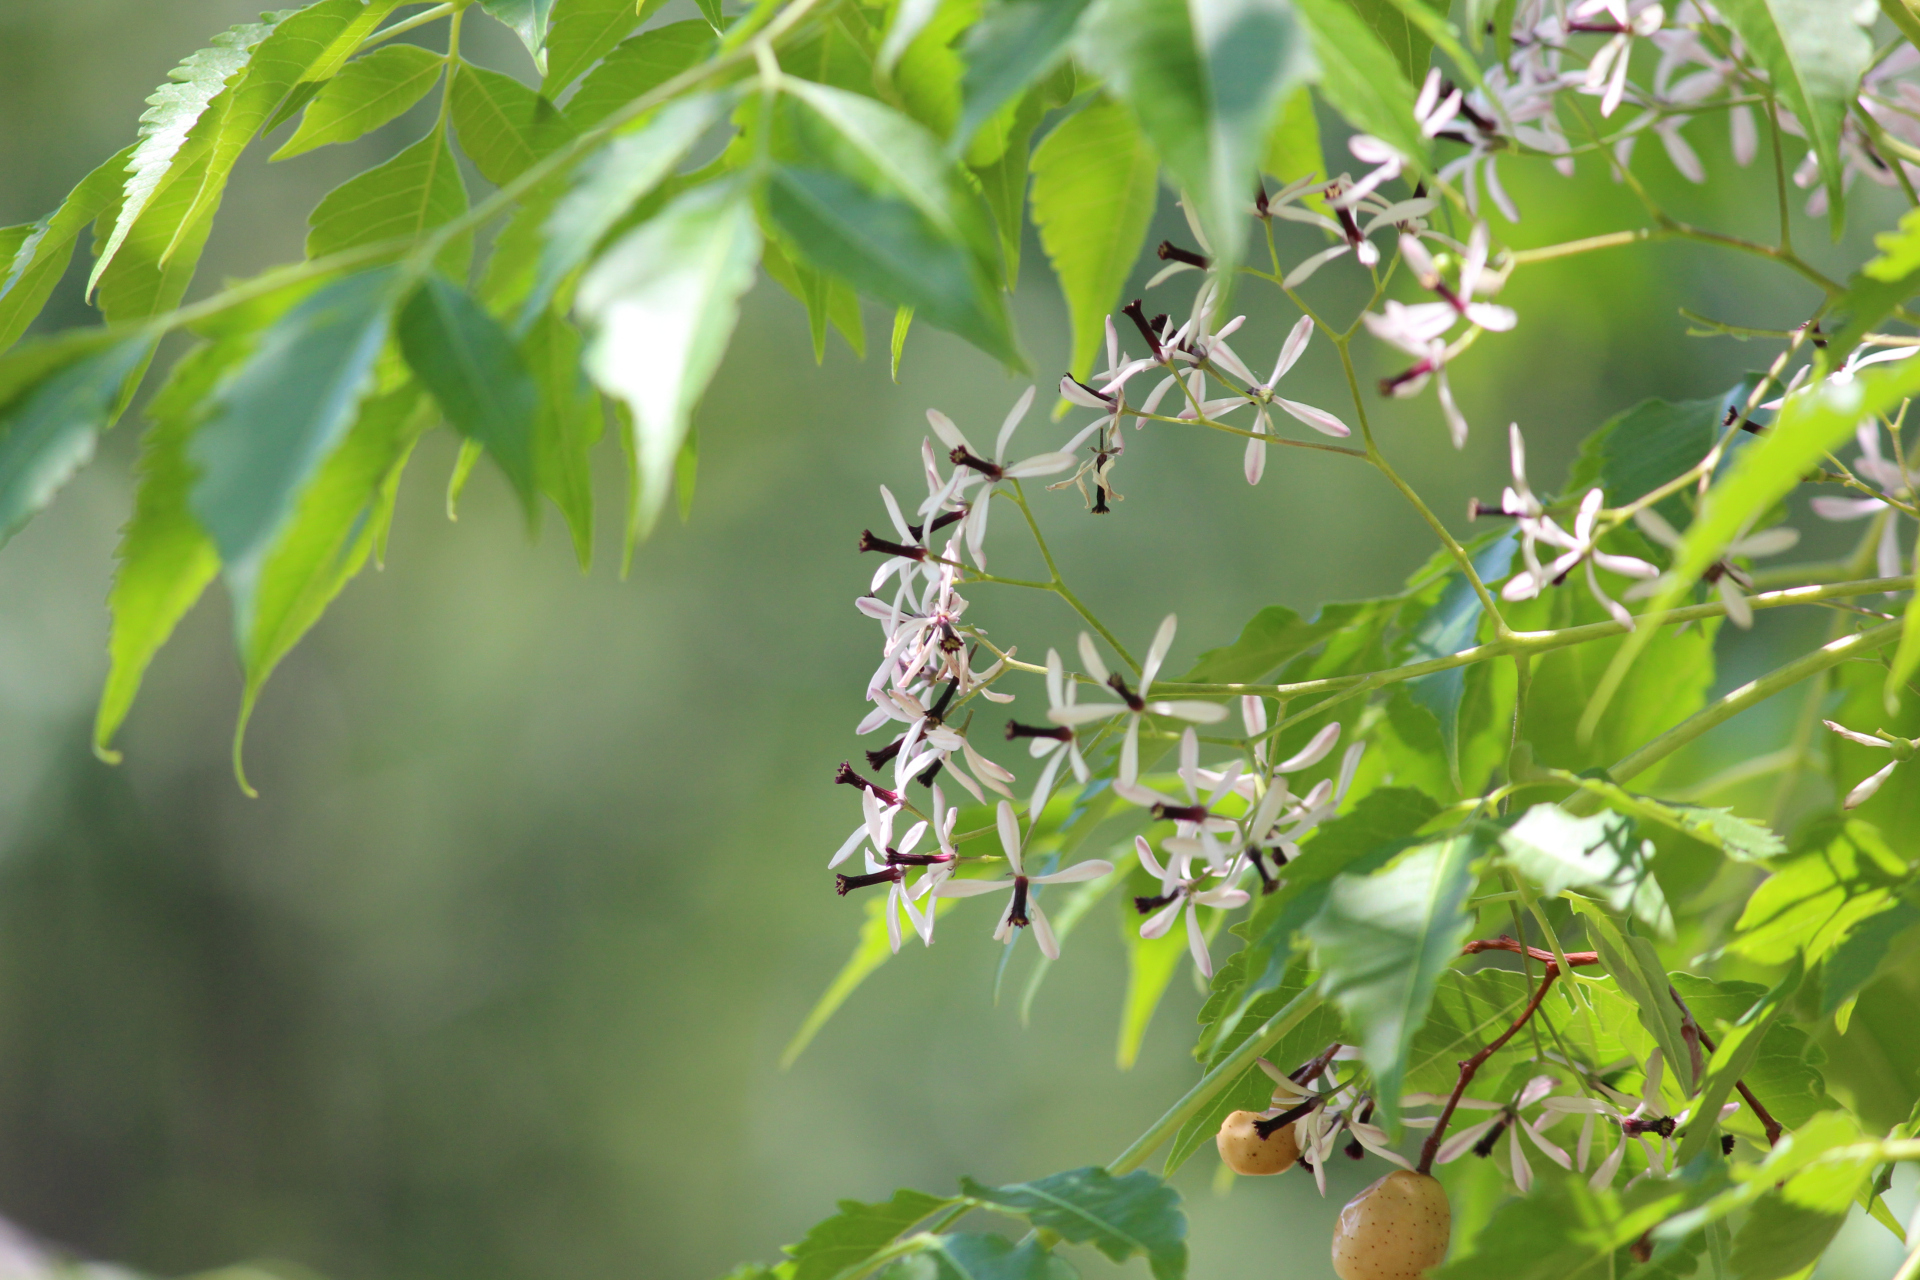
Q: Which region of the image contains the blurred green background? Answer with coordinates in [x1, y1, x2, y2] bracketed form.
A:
[1, 3, 1916, 1278]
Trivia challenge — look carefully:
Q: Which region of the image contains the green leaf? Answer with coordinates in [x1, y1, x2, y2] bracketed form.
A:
[190, 265, 402, 595]
[258, 0, 408, 134]
[0, 335, 151, 547]
[1076, 0, 1308, 274]
[88, 13, 280, 296]
[892, 305, 914, 381]
[271, 43, 447, 161]
[694, 0, 726, 30]
[577, 177, 759, 544]
[1673, 958, 1806, 1164]
[1290, 0, 1427, 173]
[523, 312, 602, 569]
[93, 290, 313, 761]
[1829, 207, 1920, 356]
[1430, 1169, 1701, 1280]
[1406, 532, 1516, 791]
[1564, 392, 1726, 527]
[1556, 776, 1785, 863]
[542, 0, 669, 96]
[781, 895, 895, 1067]
[235, 378, 431, 789]
[1566, 897, 1694, 1094]
[1304, 828, 1483, 1130]
[1030, 96, 1158, 381]
[787, 1188, 956, 1280]
[565, 20, 716, 129]
[1261, 84, 1323, 186]
[450, 60, 577, 187]
[1497, 804, 1671, 934]
[1340, 0, 1438, 83]
[766, 166, 1020, 367]
[1178, 603, 1353, 686]
[955, 0, 1094, 148]
[1819, 899, 1919, 1017]
[0, 147, 133, 351]
[526, 92, 730, 326]
[1670, 973, 1834, 1130]
[1403, 966, 1536, 1095]
[480, 0, 558, 67]
[971, 87, 1044, 289]
[1729, 818, 1910, 967]
[1727, 1197, 1846, 1280]
[398, 277, 540, 518]
[960, 1167, 1187, 1280]
[1712, 0, 1871, 236]
[1118, 888, 1189, 1069]
[919, 1234, 1075, 1280]
[306, 128, 471, 274]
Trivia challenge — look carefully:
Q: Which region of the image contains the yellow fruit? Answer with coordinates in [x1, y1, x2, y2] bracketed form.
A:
[1330, 1170, 1450, 1280]
[1214, 1110, 1301, 1175]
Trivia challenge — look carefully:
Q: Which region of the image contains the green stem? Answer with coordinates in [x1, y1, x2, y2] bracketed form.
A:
[361, 2, 457, 50]
[1106, 987, 1322, 1175]
[1007, 483, 1138, 673]
[1508, 228, 1656, 265]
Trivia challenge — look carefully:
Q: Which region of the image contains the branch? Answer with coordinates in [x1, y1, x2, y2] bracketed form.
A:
[1416, 960, 1565, 1175]
[1464, 936, 1600, 968]
[1670, 987, 1784, 1147]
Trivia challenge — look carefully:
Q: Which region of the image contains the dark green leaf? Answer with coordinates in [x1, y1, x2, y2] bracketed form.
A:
[786, 1188, 956, 1280]
[956, 0, 1094, 149]
[1564, 392, 1725, 527]
[1178, 603, 1354, 686]
[1712, 0, 1871, 236]
[0, 335, 150, 547]
[1305, 827, 1484, 1129]
[526, 92, 728, 326]
[307, 128, 471, 274]
[920, 1234, 1074, 1280]
[565, 20, 716, 128]
[398, 277, 539, 518]
[1674, 958, 1805, 1165]
[1820, 899, 1919, 1016]
[0, 146, 132, 350]
[271, 43, 447, 161]
[577, 177, 759, 543]
[1406, 532, 1515, 789]
[523, 312, 602, 569]
[1030, 96, 1157, 380]
[450, 60, 577, 187]
[960, 1167, 1186, 1280]
[767, 166, 1020, 368]
[190, 265, 402, 592]
[542, 0, 669, 96]
[480, 0, 558, 65]
[1727, 1198, 1845, 1280]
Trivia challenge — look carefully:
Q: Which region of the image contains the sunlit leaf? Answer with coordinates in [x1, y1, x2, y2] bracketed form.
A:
[0, 334, 151, 547]
[1290, 0, 1427, 171]
[955, 0, 1092, 149]
[307, 128, 471, 274]
[0, 147, 132, 350]
[1567, 897, 1693, 1093]
[1030, 96, 1157, 380]
[1405, 532, 1515, 790]
[542, 0, 669, 96]
[1674, 959, 1806, 1164]
[1496, 804, 1671, 934]
[480, 0, 558, 67]
[449, 60, 577, 186]
[565, 20, 715, 128]
[271, 43, 447, 161]
[1729, 818, 1910, 967]
[578, 177, 759, 544]
[787, 1188, 956, 1280]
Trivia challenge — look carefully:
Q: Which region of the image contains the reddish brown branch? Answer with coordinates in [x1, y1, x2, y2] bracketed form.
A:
[1463, 935, 1600, 968]
[1669, 987, 1783, 1147]
[1416, 960, 1565, 1174]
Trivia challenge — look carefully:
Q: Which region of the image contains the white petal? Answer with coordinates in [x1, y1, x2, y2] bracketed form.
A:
[1149, 700, 1231, 722]
[938, 877, 1014, 898]
[1273, 397, 1352, 437]
[1271, 315, 1315, 384]
[1823, 720, 1891, 749]
[1078, 631, 1110, 684]
[1134, 834, 1167, 881]
[1029, 902, 1060, 959]
[1005, 451, 1077, 478]
[1846, 759, 1900, 809]
[1145, 615, 1178, 688]
[926, 408, 969, 451]
[1275, 722, 1341, 772]
[996, 800, 1023, 871]
[994, 385, 1036, 461]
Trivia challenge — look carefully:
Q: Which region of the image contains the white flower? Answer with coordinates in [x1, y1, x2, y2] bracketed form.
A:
[1046, 616, 1228, 785]
[1119, 727, 1245, 871]
[1573, 0, 1666, 117]
[936, 801, 1114, 958]
[829, 772, 901, 869]
[1203, 315, 1351, 484]
[1501, 488, 1659, 627]
[926, 387, 1075, 570]
[1811, 417, 1920, 581]
[1627, 509, 1799, 628]
[1131, 862, 1249, 979]
[1399, 225, 1517, 333]
[1408, 1076, 1572, 1192]
[1365, 305, 1472, 448]
[1278, 191, 1438, 287]
[1823, 720, 1913, 808]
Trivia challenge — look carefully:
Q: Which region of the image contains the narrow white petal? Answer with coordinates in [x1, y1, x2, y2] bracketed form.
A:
[1029, 903, 1060, 959]
[1846, 759, 1900, 809]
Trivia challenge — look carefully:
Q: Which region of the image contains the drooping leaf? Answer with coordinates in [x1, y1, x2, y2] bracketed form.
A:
[1030, 96, 1158, 381]
[1290, 0, 1427, 173]
[526, 92, 729, 326]
[271, 43, 447, 161]
[449, 60, 577, 187]
[88, 14, 280, 295]
[1713, 0, 1872, 236]
[480, 0, 558, 67]
[1405, 531, 1515, 790]
[1076, 0, 1309, 274]
[190, 265, 403, 601]
[1117, 880, 1189, 1070]
[1673, 958, 1806, 1164]
[397, 277, 540, 518]
[955, 0, 1094, 149]
[577, 177, 759, 544]
[1567, 897, 1694, 1095]
[523, 311, 602, 568]
[1304, 827, 1484, 1130]
[766, 165, 1020, 367]
[541, 0, 669, 96]
[564, 20, 716, 128]
[1557, 776, 1785, 863]
[0, 335, 152, 548]
[1497, 804, 1671, 935]
[960, 1167, 1187, 1280]
[307, 128, 471, 274]
[0, 147, 133, 351]
[786, 1188, 956, 1280]
[92, 284, 320, 761]
[1729, 818, 1910, 967]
